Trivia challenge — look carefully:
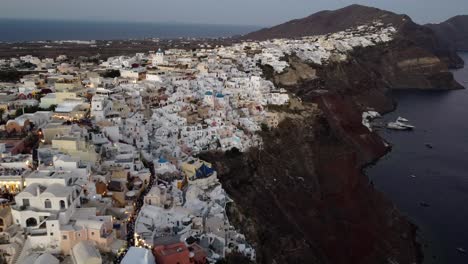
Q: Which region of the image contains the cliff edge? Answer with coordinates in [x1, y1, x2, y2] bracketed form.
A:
[198, 4, 468, 264]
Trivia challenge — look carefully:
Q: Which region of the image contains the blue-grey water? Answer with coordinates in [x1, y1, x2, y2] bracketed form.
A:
[0, 19, 260, 42]
[367, 53, 468, 264]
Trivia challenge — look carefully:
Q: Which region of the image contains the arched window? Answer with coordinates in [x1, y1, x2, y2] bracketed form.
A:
[44, 199, 52, 209]
[59, 200, 66, 209]
[0, 218, 4, 226]
[26, 217, 37, 227]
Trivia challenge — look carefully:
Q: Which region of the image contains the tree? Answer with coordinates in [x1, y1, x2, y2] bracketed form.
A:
[47, 105, 57, 111]
[0, 108, 5, 124]
[15, 105, 40, 117]
[101, 69, 121, 78]
[0, 69, 24, 82]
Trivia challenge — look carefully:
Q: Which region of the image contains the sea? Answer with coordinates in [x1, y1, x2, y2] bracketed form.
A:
[367, 52, 468, 264]
[0, 19, 261, 42]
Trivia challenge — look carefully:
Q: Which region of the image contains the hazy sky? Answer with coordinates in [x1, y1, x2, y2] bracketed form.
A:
[1, 0, 467, 26]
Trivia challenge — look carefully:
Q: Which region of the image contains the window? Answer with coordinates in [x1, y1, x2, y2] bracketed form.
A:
[49, 233, 54, 236]
[26, 218, 37, 227]
[0, 219, 3, 226]
[59, 200, 66, 209]
[63, 235, 67, 240]
[91, 232, 95, 236]
[22, 199, 30, 207]
[44, 199, 52, 209]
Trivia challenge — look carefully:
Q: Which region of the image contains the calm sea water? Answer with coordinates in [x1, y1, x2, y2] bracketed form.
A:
[0, 19, 260, 42]
[367, 53, 468, 264]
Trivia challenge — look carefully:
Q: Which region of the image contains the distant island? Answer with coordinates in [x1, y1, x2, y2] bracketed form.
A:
[426, 15, 468, 51]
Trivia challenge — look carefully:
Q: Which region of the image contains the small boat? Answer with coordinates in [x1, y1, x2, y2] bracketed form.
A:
[457, 247, 466, 254]
[387, 122, 415, 130]
[420, 202, 430, 207]
[397, 116, 409, 122]
[387, 116, 415, 131]
[410, 175, 417, 178]
[425, 143, 434, 149]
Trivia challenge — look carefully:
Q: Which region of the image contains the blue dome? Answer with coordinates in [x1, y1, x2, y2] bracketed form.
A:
[158, 157, 168, 163]
[205, 91, 213, 96]
[216, 93, 225, 98]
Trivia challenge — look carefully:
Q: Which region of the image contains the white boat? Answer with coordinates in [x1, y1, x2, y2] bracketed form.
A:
[387, 121, 415, 130]
[387, 117, 415, 130]
[397, 116, 409, 122]
[457, 247, 466, 254]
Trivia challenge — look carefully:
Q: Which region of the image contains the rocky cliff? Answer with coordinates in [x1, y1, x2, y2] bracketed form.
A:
[201, 96, 420, 264]
[426, 15, 468, 52]
[199, 5, 466, 264]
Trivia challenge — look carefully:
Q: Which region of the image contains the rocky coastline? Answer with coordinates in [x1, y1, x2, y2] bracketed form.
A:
[200, 5, 465, 264]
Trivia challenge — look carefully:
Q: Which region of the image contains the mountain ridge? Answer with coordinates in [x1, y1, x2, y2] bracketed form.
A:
[426, 15, 468, 51]
[242, 4, 464, 69]
[243, 5, 408, 40]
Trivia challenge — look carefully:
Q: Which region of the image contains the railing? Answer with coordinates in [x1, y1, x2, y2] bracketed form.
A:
[29, 228, 47, 236]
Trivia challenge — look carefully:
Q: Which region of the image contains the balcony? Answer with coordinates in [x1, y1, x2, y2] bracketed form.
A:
[29, 228, 47, 236]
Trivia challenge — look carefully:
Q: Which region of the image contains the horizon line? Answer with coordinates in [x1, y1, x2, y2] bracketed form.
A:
[0, 17, 267, 28]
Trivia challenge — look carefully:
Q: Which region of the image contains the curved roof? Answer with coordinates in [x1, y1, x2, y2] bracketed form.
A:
[121, 247, 155, 264]
[204, 91, 213, 96]
[36, 253, 60, 264]
[21, 252, 59, 264]
[17, 183, 41, 197]
[41, 183, 70, 197]
[72, 241, 102, 264]
[75, 219, 104, 230]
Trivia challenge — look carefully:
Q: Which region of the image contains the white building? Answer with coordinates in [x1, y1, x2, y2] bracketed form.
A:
[152, 49, 165, 66]
[11, 170, 83, 250]
[203, 91, 214, 107]
[91, 96, 112, 122]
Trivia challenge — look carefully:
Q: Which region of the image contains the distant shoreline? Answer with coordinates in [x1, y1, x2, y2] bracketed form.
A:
[0, 18, 261, 42]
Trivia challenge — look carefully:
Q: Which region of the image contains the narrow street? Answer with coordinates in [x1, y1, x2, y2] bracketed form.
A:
[114, 160, 156, 263]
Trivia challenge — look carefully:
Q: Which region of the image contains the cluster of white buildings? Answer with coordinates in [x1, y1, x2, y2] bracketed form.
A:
[0, 21, 399, 264]
[247, 21, 396, 72]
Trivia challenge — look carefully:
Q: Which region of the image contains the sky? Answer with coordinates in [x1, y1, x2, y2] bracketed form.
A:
[1, 0, 467, 26]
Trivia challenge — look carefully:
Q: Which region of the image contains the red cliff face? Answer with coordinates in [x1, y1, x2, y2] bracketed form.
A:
[201, 96, 420, 264]
[200, 5, 464, 263]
